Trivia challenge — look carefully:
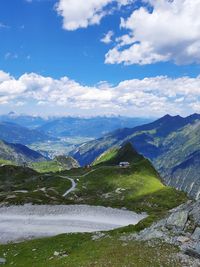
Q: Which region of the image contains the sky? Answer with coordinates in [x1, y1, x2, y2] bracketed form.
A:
[0, 0, 200, 117]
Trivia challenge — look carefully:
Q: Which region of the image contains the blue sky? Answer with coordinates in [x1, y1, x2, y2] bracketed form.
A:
[0, 0, 200, 117]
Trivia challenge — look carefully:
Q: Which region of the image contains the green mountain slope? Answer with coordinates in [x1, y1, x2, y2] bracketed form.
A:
[71, 144, 186, 217]
[93, 142, 143, 166]
[0, 140, 48, 164]
[0, 233, 183, 267]
[0, 143, 187, 267]
[0, 165, 73, 205]
[0, 143, 186, 215]
[71, 114, 200, 199]
[31, 156, 80, 173]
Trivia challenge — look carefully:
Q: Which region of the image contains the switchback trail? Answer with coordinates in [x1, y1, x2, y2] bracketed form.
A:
[60, 166, 112, 197]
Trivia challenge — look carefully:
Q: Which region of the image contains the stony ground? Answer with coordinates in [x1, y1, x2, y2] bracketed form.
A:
[120, 199, 200, 266]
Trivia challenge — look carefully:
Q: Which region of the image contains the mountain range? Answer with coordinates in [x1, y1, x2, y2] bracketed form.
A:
[0, 112, 153, 139]
[37, 116, 153, 138]
[0, 140, 47, 164]
[0, 121, 53, 145]
[71, 113, 200, 199]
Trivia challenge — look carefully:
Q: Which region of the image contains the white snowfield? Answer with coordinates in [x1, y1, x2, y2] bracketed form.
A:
[0, 205, 147, 244]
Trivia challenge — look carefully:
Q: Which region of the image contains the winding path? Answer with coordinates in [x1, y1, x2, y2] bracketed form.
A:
[60, 167, 107, 197]
[61, 176, 77, 197]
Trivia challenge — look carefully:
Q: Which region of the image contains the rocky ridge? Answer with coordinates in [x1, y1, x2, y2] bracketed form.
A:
[121, 200, 200, 266]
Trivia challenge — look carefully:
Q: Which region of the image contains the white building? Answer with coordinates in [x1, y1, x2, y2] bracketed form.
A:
[119, 162, 130, 168]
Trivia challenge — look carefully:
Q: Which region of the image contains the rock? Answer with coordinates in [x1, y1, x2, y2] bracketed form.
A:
[185, 243, 200, 260]
[138, 229, 166, 241]
[0, 258, 6, 265]
[62, 254, 68, 257]
[177, 236, 190, 244]
[190, 203, 200, 225]
[166, 210, 188, 232]
[53, 251, 60, 256]
[192, 227, 200, 240]
[92, 232, 106, 241]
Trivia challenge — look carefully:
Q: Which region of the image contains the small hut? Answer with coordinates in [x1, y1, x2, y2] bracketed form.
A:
[119, 162, 130, 168]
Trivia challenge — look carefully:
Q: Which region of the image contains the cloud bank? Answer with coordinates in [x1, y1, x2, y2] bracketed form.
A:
[55, 0, 133, 30]
[55, 0, 200, 65]
[0, 70, 200, 116]
[106, 0, 200, 65]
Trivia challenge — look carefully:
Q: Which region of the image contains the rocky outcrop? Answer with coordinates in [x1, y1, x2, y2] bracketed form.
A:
[121, 200, 200, 265]
[55, 156, 80, 170]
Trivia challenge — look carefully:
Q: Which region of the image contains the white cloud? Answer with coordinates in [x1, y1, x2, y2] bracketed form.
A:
[0, 71, 11, 83]
[5, 52, 18, 60]
[101, 31, 114, 44]
[55, 0, 133, 31]
[106, 0, 200, 65]
[0, 70, 200, 116]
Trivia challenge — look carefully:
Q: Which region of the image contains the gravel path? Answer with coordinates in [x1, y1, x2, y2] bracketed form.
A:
[60, 168, 106, 197]
[0, 205, 147, 244]
[61, 177, 77, 197]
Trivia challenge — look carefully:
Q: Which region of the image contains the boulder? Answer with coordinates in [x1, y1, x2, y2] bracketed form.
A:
[185, 243, 200, 259]
[177, 236, 190, 244]
[192, 227, 200, 240]
[166, 210, 188, 232]
[53, 251, 60, 256]
[190, 202, 200, 225]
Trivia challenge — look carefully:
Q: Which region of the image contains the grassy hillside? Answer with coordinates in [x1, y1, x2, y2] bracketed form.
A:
[31, 161, 67, 173]
[0, 140, 48, 165]
[71, 114, 200, 199]
[0, 158, 15, 166]
[0, 144, 187, 266]
[46, 144, 186, 228]
[93, 143, 143, 166]
[31, 156, 79, 173]
[0, 233, 182, 267]
[0, 143, 187, 216]
[0, 165, 73, 205]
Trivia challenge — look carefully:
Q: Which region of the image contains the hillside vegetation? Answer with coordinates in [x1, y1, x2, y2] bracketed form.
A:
[31, 156, 79, 173]
[71, 114, 200, 199]
[0, 140, 47, 165]
[0, 165, 72, 205]
[0, 143, 188, 267]
[0, 143, 187, 217]
[0, 233, 182, 267]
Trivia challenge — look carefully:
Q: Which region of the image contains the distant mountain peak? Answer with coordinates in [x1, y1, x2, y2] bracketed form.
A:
[158, 114, 182, 122]
[93, 142, 142, 166]
[188, 113, 200, 120]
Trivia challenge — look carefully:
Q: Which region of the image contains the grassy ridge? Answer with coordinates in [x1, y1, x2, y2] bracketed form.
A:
[71, 160, 186, 219]
[0, 233, 182, 267]
[0, 144, 187, 266]
[31, 161, 65, 173]
[0, 165, 72, 205]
